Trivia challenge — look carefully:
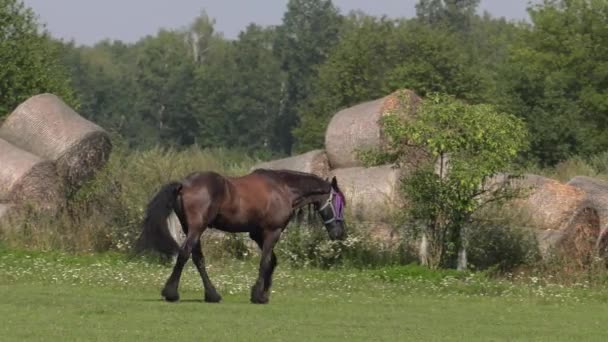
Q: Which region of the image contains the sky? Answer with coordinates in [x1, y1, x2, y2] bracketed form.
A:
[22, 0, 535, 46]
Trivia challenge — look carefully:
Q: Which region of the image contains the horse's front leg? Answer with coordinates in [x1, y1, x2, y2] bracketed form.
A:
[251, 228, 282, 304]
[250, 231, 278, 297]
[192, 238, 222, 303]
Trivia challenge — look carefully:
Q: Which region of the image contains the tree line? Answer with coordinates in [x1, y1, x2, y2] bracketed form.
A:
[1, 0, 607, 166]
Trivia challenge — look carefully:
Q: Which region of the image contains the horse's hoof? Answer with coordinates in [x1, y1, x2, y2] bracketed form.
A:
[250, 283, 269, 304]
[204, 291, 222, 303]
[250, 292, 269, 304]
[161, 288, 179, 302]
[250, 297, 269, 304]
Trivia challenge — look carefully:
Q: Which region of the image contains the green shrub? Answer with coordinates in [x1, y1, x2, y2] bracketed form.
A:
[276, 217, 417, 269]
[547, 156, 597, 182]
[366, 92, 529, 269]
[466, 205, 541, 273]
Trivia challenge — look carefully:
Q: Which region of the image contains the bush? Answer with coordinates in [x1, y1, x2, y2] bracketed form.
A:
[588, 151, 608, 177]
[370, 92, 529, 269]
[276, 217, 418, 269]
[546, 156, 597, 182]
[466, 204, 541, 273]
[528, 152, 608, 183]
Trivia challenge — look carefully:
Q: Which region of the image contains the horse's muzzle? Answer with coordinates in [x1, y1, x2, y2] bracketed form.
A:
[328, 226, 346, 241]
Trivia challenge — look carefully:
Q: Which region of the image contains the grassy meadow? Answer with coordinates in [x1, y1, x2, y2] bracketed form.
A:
[2, 246, 608, 341]
[3, 147, 608, 341]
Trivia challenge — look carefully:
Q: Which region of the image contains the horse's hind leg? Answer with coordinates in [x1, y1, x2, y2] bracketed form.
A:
[161, 199, 208, 302]
[192, 239, 222, 303]
[161, 245, 189, 302]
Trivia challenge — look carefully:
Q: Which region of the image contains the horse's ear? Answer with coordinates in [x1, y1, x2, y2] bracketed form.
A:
[331, 176, 338, 188]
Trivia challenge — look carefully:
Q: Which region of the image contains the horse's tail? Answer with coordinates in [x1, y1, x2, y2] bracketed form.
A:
[134, 181, 183, 259]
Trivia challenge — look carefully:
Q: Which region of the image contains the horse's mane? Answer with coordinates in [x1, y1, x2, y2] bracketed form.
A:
[252, 169, 330, 195]
[252, 168, 346, 225]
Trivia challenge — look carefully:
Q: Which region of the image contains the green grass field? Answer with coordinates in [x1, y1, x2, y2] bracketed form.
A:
[2, 248, 608, 341]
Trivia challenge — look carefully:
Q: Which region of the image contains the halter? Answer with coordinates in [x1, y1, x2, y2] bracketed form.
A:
[319, 188, 345, 224]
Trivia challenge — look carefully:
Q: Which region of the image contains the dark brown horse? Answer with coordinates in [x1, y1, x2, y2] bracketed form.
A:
[135, 169, 346, 304]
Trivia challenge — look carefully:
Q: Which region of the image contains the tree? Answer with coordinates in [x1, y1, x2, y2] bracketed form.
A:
[465, 13, 523, 103]
[188, 24, 284, 153]
[293, 14, 401, 152]
[131, 30, 196, 147]
[273, 0, 343, 153]
[497, 0, 608, 165]
[184, 11, 217, 65]
[386, 21, 484, 101]
[228, 25, 284, 152]
[415, 0, 481, 32]
[0, 0, 76, 118]
[373, 93, 529, 269]
[59, 40, 138, 143]
[293, 16, 486, 152]
[187, 39, 236, 149]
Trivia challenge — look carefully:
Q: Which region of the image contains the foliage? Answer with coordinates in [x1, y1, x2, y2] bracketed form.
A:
[466, 204, 541, 272]
[371, 263, 471, 283]
[188, 24, 284, 153]
[59, 40, 137, 143]
[376, 93, 529, 269]
[277, 220, 416, 269]
[273, 0, 343, 153]
[416, 0, 481, 32]
[4, 0, 604, 167]
[497, 0, 608, 165]
[385, 21, 484, 101]
[0, 0, 76, 117]
[293, 14, 486, 152]
[293, 14, 401, 151]
[130, 30, 197, 147]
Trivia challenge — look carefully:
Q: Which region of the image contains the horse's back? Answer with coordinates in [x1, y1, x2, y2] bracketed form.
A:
[229, 171, 291, 209]
[217, 170, 293, 230]
[181, 171, 227, 198]
[177, 169, 295, 231]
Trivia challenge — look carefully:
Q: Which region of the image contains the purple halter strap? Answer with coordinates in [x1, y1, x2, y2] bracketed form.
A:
[333, 189, 345, 221]
[321, 188, 345, 223]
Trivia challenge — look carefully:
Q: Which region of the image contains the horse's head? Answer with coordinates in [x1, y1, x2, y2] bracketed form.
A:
[316, 176, 346, 240]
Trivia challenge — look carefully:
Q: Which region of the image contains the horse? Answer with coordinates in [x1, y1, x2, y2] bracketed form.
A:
[134, 168, 346, 304]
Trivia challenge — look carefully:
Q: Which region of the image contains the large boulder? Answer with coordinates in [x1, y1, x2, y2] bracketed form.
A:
[0, 203, 13, 222]
[0, 93, 112, 191]
[488, 174, 600, 260]
[0, 138, 64, 212]
[324, 89, 421, 169]
[567, 176, 608, 235]
[330, 165, 405, 222]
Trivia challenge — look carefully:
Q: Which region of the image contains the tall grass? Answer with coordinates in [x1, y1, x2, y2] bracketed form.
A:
[3, 146, 608, 278]
[0, 142, 257, 254]
[0, 142, 412, 267]
[530, 151, 608, 182]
